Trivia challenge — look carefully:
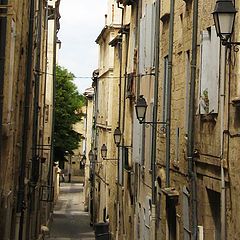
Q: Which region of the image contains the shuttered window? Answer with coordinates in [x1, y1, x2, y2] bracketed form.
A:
[183, 186, 191, 240]
[162, 56, 169, 124]
[199, 26, 220, 114]
[119, 146, 123, 185]
[133, 115, 143, 164]
[139, 2, 156, 74]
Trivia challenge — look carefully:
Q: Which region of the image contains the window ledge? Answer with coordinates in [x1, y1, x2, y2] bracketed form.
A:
[232, 97, 240, 107]
[200, 113, 218, 122]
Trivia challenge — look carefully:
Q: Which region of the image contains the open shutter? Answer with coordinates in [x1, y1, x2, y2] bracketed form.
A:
[199, 26, 220, 114]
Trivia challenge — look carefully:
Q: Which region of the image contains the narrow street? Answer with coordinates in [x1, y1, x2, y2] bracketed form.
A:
[46, 183, 95, 240]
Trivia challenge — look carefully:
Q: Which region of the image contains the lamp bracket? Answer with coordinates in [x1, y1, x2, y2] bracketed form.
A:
[139, 121, 167, 125]
[222, 40, 240, 52]
[117, 145, 132, 148]
[102, 158, 118, 161]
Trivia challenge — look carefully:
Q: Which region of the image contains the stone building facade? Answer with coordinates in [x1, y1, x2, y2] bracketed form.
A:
[89, 0, 240, 239]
[0, 0, 60, 239]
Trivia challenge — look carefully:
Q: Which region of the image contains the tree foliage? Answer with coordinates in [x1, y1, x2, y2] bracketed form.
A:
[54, 66, 85, 164]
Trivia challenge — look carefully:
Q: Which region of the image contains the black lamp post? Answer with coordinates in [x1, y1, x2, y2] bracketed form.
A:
[213, 0, 239, 46]
[88, 150, 94, 162]
[114, 127, 122, 146]
[101, 144, 107, 159]
[135, 95, 147, 124]
[135, 95, 166, 125]
[81, 155, 86, 165]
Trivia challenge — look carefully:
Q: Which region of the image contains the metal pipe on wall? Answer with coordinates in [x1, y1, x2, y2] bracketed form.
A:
[187, 0, 199, 239]
[0, 0, 8, 237]
[122, 27, 129, 238]
[219, 45, 226, 240]
[166, 0, 175, 188]
[151, 0, 160, 239]
[15, 0, 35, 239]
[0, 0, 7, 186]
[48, 0, 58, 214]
[117, 3, 124, 238]
[31, 0, 43, 187]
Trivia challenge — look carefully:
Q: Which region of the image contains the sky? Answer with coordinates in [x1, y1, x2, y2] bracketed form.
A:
[58, 0, 108, 94]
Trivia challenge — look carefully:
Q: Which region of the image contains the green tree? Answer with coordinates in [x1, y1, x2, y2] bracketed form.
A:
[54, 66, 85, 166]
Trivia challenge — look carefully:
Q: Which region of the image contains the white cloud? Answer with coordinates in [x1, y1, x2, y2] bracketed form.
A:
[58, 0, 107, 93]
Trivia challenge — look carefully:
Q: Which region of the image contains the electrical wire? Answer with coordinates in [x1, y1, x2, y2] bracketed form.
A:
[34, 69, 157, 79]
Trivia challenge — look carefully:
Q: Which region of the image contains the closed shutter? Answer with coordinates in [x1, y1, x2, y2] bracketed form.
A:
[119, 146, 123, 185]
[133, 115, 143, 164]
[183, 186, 191, 240]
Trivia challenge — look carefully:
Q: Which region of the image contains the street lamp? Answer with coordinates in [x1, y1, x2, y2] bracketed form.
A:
[114, 127, 122, 146]
[135, 95, 147, 123]
[101, 144, 107, 159]
[135, 95, 166, 125]
[213, 0, 239, 46]
[81, 155, 86, 165]
[100, 144, 118, 161]
[88, 150, 94, 162]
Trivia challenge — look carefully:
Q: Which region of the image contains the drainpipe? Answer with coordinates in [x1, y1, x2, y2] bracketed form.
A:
[219, 45, 226, 240]
[187, 0, 198, 239]
[151, 1, 160, 239]
[0, 0, 7, 184]
[0, 0, 8, 237]
[16, 0, 35, 239]
[41, 0, 49, 178]
[93, 77, 98, 224]
[31, 0, 44, 237]
[166, 0, 175, 188]
[48, 1, 58, 212]
[117, 3, 124, 239]
[31, 0, 42, 213]
[120, 21, 132, 239]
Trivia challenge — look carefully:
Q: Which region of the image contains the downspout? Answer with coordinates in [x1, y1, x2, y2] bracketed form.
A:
[16, 0, 35, 239]
[117, 2, 124, 129]
[151, 1, 160, 239]
[93, 77, 98, 224]
[41, 0, 49, 179]
[0, 0, 8, 236]
[40, 0, 49, 185]
[31, 0, 42, 205]
[187, 0, 198, 239]
[219, 45, 226, 240]
[27, 1, 43, 237]
[48, 1, 58, 208]
[121, 24, 130, 238]
[117, 3, 124, 239]
[0, 0, 8, 191]
[166, 0, 175, 188]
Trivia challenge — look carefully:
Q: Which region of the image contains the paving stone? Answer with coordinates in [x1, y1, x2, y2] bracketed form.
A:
[46, 183, 95, 240]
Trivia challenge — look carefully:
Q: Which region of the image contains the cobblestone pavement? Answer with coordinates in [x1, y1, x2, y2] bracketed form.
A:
[46, 183, 95, 240]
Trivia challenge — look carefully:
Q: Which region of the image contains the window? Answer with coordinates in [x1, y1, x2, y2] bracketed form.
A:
[185, 51, 190, 134]
[183, 186, 190, 240]
[207, 189, 221, 240]
[139, 3, 156, 74]
[162, 56, 169, 124]
[199, 26, 220, 114]
[119, 147, 123, 185]
[167, 198, 176, 240]
[132, 116, 143, 164]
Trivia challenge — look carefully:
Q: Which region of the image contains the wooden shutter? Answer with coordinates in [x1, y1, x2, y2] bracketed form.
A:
[199, 26, 220, 114]
[183, 186, 191, 240]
